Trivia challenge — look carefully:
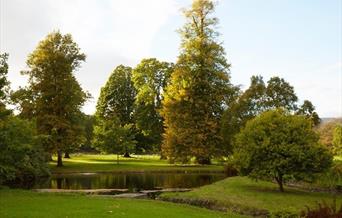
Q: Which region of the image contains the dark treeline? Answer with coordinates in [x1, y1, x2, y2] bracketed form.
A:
[0, 0, 336, 188]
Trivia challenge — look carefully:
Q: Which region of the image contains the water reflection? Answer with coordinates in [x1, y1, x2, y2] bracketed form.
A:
[34, 173, 227, 191]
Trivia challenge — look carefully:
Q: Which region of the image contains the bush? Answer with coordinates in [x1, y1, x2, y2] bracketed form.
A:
[300, 199, 342, 218]
[0, 116, 50, 185]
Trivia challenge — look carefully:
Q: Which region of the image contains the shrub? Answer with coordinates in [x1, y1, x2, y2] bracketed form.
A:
[0, 116, 50, 185]
[300, 199, 342, 218]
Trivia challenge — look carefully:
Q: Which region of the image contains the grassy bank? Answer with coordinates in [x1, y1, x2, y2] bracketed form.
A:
[160, 176, 342, 216]
[0, 189, 245, 218]
[50, 154, 224, 174]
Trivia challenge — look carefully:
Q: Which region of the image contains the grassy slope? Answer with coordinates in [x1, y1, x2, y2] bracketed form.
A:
[50, 154, 224, 174]
[161, 177, 342, 215]
[0, 189, 246, 218]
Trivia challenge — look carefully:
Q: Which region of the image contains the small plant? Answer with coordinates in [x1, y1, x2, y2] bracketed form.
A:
[300, 199, 342, 218]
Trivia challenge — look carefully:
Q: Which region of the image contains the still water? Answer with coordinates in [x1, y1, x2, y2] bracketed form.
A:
[34, 172, 227, 191]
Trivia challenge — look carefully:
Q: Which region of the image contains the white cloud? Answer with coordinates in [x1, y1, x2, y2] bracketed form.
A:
[1, 0, 181, 114]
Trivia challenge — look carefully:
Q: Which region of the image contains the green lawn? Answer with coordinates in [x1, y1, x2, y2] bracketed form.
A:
[160, 176, 342, 216]
[50, 154, 224, 174]
[0, 189, 245, 218]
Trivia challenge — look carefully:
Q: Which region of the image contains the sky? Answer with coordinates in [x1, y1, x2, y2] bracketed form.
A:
[0, 0, 341, 117]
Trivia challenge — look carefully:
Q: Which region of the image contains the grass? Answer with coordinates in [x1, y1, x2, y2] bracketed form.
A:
[160, 176, 342, 216]
[0, 189, 246, 218]
[50, 154, 224, 174]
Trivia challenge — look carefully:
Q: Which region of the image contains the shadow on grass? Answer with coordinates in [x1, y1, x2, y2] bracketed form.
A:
[242, 183, 320, 197]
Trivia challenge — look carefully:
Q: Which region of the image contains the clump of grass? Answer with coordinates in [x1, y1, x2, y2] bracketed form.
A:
[300, 199, 342, 218]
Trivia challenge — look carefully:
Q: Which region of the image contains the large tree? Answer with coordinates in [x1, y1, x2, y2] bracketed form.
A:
[221, 75, 316, 155]
[94, 65, 136, 157]
[221, 75, 266, 155]
[265, 77, 298, 111]
[0, 53, 49, 185]
[132, 58, 173, 154]
[161, 0, 235, 164]
[234, 109, 332, 192]
[22, 31, 88, 167]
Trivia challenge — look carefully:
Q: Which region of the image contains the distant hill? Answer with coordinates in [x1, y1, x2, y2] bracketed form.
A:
[320, 117, 342, 124]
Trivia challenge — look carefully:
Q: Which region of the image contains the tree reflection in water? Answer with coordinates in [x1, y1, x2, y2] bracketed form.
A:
[38, 173, 227, 191]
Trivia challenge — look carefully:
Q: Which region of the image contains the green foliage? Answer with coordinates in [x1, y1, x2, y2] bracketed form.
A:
[93, 117, 136, 159]
[333, 125, 342, 155]
[296, 100, 320, 126]
[0, 53, 11, 119]
[161, 0, 236, 164]
[96, 65, 135, 124]
[0, 53, 9, 102]
[10, 87, 36, 119]
[265, 77, 298, 111]
[78, 114, 95, 152]
[221, 76, 319, 156]
[0, 116, 49, 185]
[317, 119, 342, 151]
[94, 65, 137, 157]
[132, 58, 173, 153]
[221, 75, 266, 155]
[234, 109, 332, 192]
[21, 31, 88, 166]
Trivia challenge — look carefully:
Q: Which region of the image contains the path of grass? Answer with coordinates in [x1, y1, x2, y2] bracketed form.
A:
[160, 176, 342, 216]
[0, 189, 246, 218]
[50, 154, 224, 174]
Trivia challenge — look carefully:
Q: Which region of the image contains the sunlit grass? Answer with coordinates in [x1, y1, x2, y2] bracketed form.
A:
[49, 154, 224, 174]
[161, 176, 342, 216]
[0, 189, 244, 218]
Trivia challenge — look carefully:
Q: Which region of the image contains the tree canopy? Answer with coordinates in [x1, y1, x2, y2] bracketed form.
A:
[94, 65, 137, 157]
[22, 31, 88, 166]
[132, 58, 173, 153]
[161, 0, 236, 164]
[234, 109, 332, 192]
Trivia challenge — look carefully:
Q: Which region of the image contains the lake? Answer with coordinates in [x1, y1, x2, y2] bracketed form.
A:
[33, 172, 227, 191]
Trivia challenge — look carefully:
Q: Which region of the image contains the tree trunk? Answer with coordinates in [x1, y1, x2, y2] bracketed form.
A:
[123, 152, 131, 158]
[275, 175, 284, 192]
[160, 153, 167, 160]
[64, 152, 70, 159]
[196, 156, 211, 165]
[57, 150, 63, 167]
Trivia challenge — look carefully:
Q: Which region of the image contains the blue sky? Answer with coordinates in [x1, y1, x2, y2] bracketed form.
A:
[1, 0, 341, 117]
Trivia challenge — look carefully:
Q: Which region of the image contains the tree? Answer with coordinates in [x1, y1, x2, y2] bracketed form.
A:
[332, 125, 342, 155]
[0, 53, 9, 103]
[132, 58, 173, 154]
[234, 110, 332, 192]
[265, 77, 298, 111]
[93, 117, 136, 164]
[94, 65, 136, 157]
[22, 31, 88, 167]
[221, 76, 265, 154]
[296, 100, 320, 126]
[10, 87, 36, 120]
[0, 116, 50, 185]
[317, 119, 342, 150]
[0, 53, 49, 185]
[161, 0, 235, 164]
[221, 75, 308, 156]
[79, 114, 96, 152]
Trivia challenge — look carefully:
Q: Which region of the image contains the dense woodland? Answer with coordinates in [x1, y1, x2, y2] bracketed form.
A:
[0, 0, 341, 192]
